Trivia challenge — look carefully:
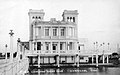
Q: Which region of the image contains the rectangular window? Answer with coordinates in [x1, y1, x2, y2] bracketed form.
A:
[46, 44, 49, 50]
[69, 42, 72, 50]
[53, 28, 57, 36]
[60, 43, 63, 50]
[45, 28, 49, 36]
[45, 42, 49, 50]
[37, 42, 41, 50]
[61, 28, 65, 36]
[78, 46, 80, 50]
[53, 43, 57, 50]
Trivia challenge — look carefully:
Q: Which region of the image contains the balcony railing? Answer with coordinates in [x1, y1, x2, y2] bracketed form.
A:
[35, 35, 77, 40]
[60, 50, 66, 53]
[26, 49, 80, 55]
[37, 50, 79, 54]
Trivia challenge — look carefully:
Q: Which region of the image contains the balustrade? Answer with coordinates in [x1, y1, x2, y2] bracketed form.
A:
[31, 49, 79, 54]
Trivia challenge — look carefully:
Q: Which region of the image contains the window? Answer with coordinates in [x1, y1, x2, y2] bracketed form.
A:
[45, 28, 49, 36]
[80, 57, 84, 59]
[38, 16, 41, 19]
[70, 17, 72, 22]
[53, 43, 57, 50]
[78, 46, 80, 50]
[36, 16, 38, 19]
[46, 43, 49, 50]
[37, 42, 41, 50]
[61, 28, 65, 36]
[69, 42, 72, 50]
[53, 28, 57, 36]
[32, 16, 35, 19]
[67, 17, 69, 22]
[60, 43, 63, 50]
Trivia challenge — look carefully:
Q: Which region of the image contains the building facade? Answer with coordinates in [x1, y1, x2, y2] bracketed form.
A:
[27, 9, 84, 67]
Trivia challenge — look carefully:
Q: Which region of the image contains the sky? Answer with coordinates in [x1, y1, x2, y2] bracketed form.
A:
[0, 0, 120, 53]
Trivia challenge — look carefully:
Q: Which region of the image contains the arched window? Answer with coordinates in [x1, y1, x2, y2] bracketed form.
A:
[73, 17, 75, 22]
[70, 17, 72, 22]
[39, 16, 41, 19]
[32, 16, 35, 19]
[36, 16, 38, 19]
[67, 17, 69, 21]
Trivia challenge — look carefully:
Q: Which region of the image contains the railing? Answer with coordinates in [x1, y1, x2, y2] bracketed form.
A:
[0, 58, 29, 75]
[27, 50, 79, 55]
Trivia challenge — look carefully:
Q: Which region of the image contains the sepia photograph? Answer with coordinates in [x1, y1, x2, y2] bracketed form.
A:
[0, 0, 120, 75]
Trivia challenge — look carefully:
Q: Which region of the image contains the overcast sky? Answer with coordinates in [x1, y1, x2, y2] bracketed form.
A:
[0, 0, 120, 53]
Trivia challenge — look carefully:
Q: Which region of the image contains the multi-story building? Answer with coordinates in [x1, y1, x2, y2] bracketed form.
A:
[27, 9, 82, 67]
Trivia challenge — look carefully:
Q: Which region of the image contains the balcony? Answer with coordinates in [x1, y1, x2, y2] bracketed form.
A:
[60, 50, 66, 53]
[29, 50, 79, 55]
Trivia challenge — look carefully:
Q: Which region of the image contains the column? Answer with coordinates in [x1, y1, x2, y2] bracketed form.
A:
[41, 26, 44, 38]
[74, 42, 77, 53]
[38, 55, 40, 67]
[43, 42, 45, 53]
[58, 26, 60, 39]
[49, 26, 51, 37]
[57, 55, 60, 67]
[96, 54, 98, 67]
[36, 27, 39, 37]
[73, 27, 75, 37]
[48, 57, 50, 64]
[40, 26, 42, 37]
[32, 42, 34, 53]
[75, 27, 78, 38]
[74, 56, 76, 66]
[65, 42, 67, 52]
[50, 42, 52, 53]
[35, 42, 37, 52]
[103, 55, 104, 64]
[41, 42, 44, 53]
[77, 55, 79, 67]
[63, 42, 66, 53]
[92, 55, 94, 63]
[65, 56, 67, 63]
[33, 25, 36, 40]
[66, 27, 69, 38]
[43, 57, 44, 64]
[38, 27, 40, 37]
[67, 42, 69, 51]
[107, 55, 109, 63]
[58, 42, 60, 54]
[29, 41, 33, 53]
[50, 27, 52, 38]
